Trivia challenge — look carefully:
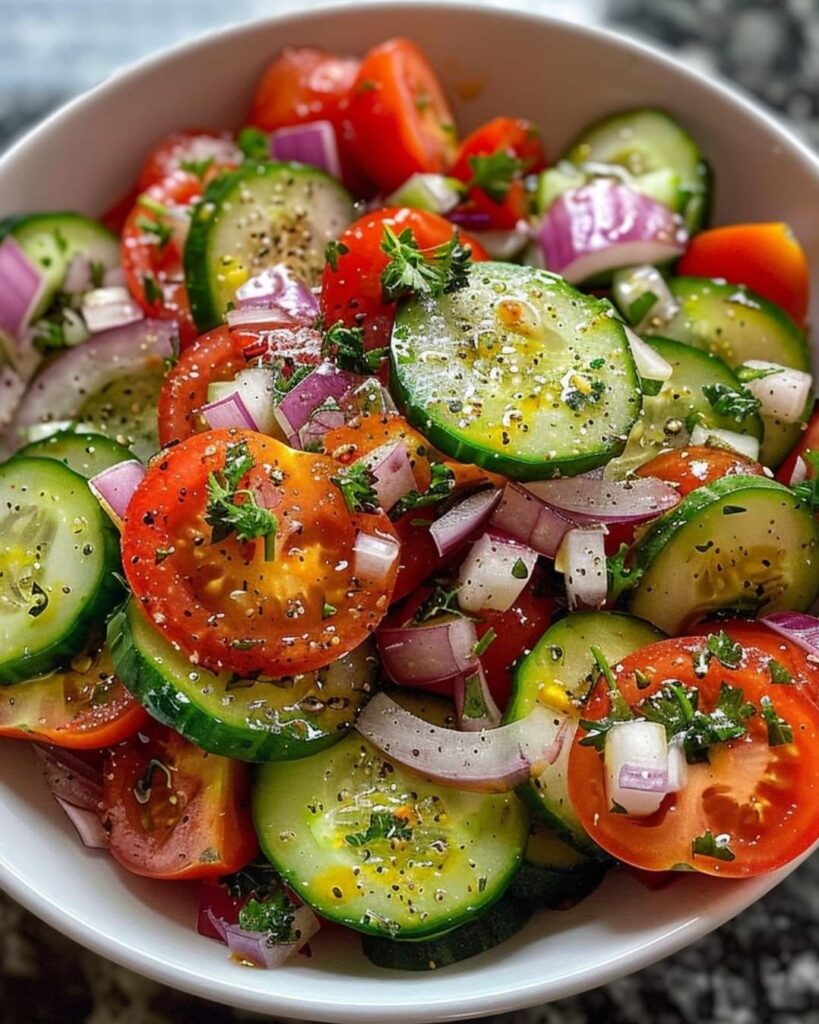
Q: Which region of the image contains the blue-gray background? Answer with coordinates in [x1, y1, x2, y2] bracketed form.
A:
[1, 1, 818, 1022]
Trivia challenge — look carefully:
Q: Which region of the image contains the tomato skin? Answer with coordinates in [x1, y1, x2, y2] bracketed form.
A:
[123, 430, 399, 677]
[136, 131, 240, 192]
[569, 634, 819, 877]
[320, 207, 487, 349]
[677, 223, 810, 325]
[348, 39, 458, 193]
[777, 406, 818, 487]
[636, 446, 766, 497]
[450, 117, 546, 229]
[103, 722, 258, 880]
[248, 47, 368, 194]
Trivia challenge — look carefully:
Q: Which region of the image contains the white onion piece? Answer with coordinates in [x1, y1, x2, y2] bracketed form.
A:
[356, 692, 570, 793]
[556, 526, 608, 610]
[0, 236, 46, 337]
[353, 531, 399, 582]
[525, 474, 679, 523]
[537, 180, 686, 285]
[625, 326, 673, 382]
[666, 741, 688, 793]
[201, 391, 259, 432]
[454, 664, 502, 732]
[88, 460, 146, 528]
[490, 481, 575, 558]
[606, 720, 669, 816]
[208, 367, 279, 437]
[273, 361, 359, 443]
[103, 265, 127, 288]
[224, 906, 320, 969]
[689, 424, 760, 462]
[790, 456, 808, 487]
[386, 173, 462, 215]
[81, 286, 144, 333]
[430, 488, 501, 557]
[62, 254, 92, 294]
[0, 361, 25, 433]
[762, 611, 819, 657]
[612, 264, 680, 332]
[363, 441, 416, 513]
[378, 618, 479, 686]
[457, 531, 538, 614]
[269, 120, 342, 179]
[741, 360, 813, 424]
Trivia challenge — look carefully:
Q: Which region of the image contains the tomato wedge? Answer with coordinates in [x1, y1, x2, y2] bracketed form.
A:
[635, 446, 765, 497]
[0, 646, 148, 748]
[677, 223, 810, 325]
[777, 405, 818, 487]
[569, 633, 819, 876]
[136, 131, 240, 192]
[122, 429, 399, 676]
[348, 38, 458, 192]
[320, 207, 487, 349]
[103, 722, 258, 880]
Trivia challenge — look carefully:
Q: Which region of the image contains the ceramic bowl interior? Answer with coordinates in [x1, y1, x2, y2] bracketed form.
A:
[0, 3, 817, 1021]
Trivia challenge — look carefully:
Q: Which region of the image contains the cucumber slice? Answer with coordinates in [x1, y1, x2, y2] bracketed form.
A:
[360, 895, 533, 971]
[74, 369, 163, 461]
[185, 161, 355, 332]
[605, 337, 764, 478]
[253, 730, 529, 938]
[537, 161, 680, 214]
[0, 457, 122, 684]
[108, 598, 379, 762]
[506, 611, 662, 854]
[629, 475, 819, 633]
[508, 823, 608, 908]
[564, 109, 712, 232]
[391, 262, 641, 479]
[16, 430, 133, 478]
[0, 213, 119, 320]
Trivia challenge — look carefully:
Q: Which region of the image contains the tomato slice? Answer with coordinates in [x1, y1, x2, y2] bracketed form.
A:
[103, 722, 258, 879]
[635, 446, 766, 497]
[323, 412, 433, 490]
[320, 207, 487, 349]
[122, 429, 399, 676]
[0, 645, 148, 748]
[777, 406, 818, 487]
[676, 223, 810, 325]
[348, 38, 458, 193]
[136, 131, 240, 192]
[449, 117, 546, 230]
[248, 47, 368, 194]
[569, 633, 819, 876]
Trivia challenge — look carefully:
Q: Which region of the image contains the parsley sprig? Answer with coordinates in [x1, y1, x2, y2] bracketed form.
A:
[205, 441, 279, 559]
[379, 225, 472, 303]
[692, 630, 743, 677]
[238, 891, 297, 942]
[692, 830, 736, 862]
[759, 695, 793, 746]
[389, 463, 455, 520]
[413, 584, 472, 623]
[639, 680, 755, 763]
[701, 383, 761, 423]
[467, 150, 525, 203]
[578, 646, 635, 752]
[322, 322, 386, 374]
[331, 461, 379, 513]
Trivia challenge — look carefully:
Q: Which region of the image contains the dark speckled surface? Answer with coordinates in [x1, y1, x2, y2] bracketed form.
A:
[1, 1, 818, 1020]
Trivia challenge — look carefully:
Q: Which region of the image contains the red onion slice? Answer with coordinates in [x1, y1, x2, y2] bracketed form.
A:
[224, 906, 320, 969]
[62, 253, 92, 295]
[33, 746, 108, 848]
[0, 236, 46, 337]
[269, 120, 342, 180]
[525, 474, 679, 524]
[356, 692, 570, 793]
[364, 441, 416, 513]
[81, 286, 144, 334]
[89, 459, 146, 527]
[430, 488, 502, 557]
[618, 763, 670, 793]
[298, 404, 346, 451]
[201, 391, 259, 432]
[353, 531, 400, 582]
[537, 180, 686, 284]
[273, 362, 360, 443]
[454, 664, 502, 732]
[762, 612, 819, 657]
[457, 530, 538, 614]
[446, 208, 493, 230]
[378, 618, 479, 686]
[54, 797, 109, 849]
[235, 264, 319, 324]
[489, 482, 575, 558]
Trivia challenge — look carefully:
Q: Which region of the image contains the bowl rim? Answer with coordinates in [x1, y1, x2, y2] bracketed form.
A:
[1, 2, 817, 1019]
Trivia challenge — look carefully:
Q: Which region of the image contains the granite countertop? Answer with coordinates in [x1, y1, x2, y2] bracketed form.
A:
[1, 1, 818, 1021]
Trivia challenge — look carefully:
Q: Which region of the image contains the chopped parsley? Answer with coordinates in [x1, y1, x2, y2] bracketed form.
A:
[389, 463, 455, 520]
[606, 543, 643, 605]
[467, 149, 524, 203]
[472, 627, 496, 658]
[768, 659, 793, 685]
[759, 695, 793, 746]
[736, 364, 783, 384]
[322, 602, 337, 620]
[345, 811, 412, 848]
[379, 225, 472, 303]
[324, 239, 350, 272]
[413, 584, 468, 623]
[237, 891, 297, 942]
[693, 630, 744, 677]
[511, 557, 529, 580]
[578, 646, 635, 752]
[564, 377, 605, 411]
[135, 215, 173, 250]
[270, 361, 314, 401]
[89, 259, 105, 288]
[179, 155, 215, 179]
[322, 321, 386, 374]
[331, 461, 379, 513]
[792, 450, 819, 512]
[205, 440, 279, 559]
[701, 382, 761, 423]
[237, 126, 269, 162]
[142, 273, 164, 306]
[692, 830, 736, 862]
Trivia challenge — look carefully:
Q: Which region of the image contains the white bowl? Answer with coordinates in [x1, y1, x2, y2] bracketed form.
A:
[1, 4, 817, 1021]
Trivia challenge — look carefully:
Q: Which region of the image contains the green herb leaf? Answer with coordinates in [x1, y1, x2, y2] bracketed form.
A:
[769, 658, 793, 685]
[701, 382, 761, 423]
[413, 584, 470, 624]
[564, 377, 605, 411]
[693, 630, 744, 676]
[135, 215, 173, 250]
[331, 461, 380, 513]
[736, 364, 783, 384]
[238, 891, 296, 942]
[511, 557, 529, 580]
[142, 273, 164, 306]
[792, 450, 819, 512]
[578, 646, 635, 752]
[345, 811, 412, 848]
[692, 829, 736, 862]
[472, 627, 496, 658]
[467, 150, 524, 203]
[389, 463, 455, 520]
[379, 225, 472, 303]
[606, 543, 643, 605]
[321, 321, 386, 374]
[759, 695, 793, 746]
[205, 440, 279, 557]
[237, 126, 269, 162]
[324, 239, 350, 272]
[179, 155, 215, 180]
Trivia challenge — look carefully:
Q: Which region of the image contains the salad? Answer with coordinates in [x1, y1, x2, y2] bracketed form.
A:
[1, 36, 818, 974]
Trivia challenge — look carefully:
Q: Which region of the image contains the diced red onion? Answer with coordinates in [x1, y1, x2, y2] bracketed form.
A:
[537, 180, 686, 284]
[605, 720, 669, 817]
[0, 236, 46, 337]
[297, 404, 346, 451]
[53, 797, 109, 849]
[618, 763, 670, 793]
[430, 488, 501, 557]
[205, 908, 228, 944]
[457, 530, 538, 614]
[364, 441, 416, 513]
[208, 367, 279, 437]
[33, 745, 108, 847]
[201, 391, 259, 432]
[446, 207, 493, 230]
[62, 254, 92, 294]
[103, 265, 126, 288]
[269, 120, 342, 180]
[612, 264, 680, 332]
[454, 664, 502, 732]
[377, 618, 479, 686]
[223, 906, 320, 969]
[741, 360, 813, 425]
[235, 264, 319, 324]
[790, 456, 808, 487]
[81, 286, 144, 334]
[525, 474, 679, 524]
[355, 692, 570, 793]
[353, 531, 400, 582]
[490, 482, 575, 558]
[88, 459, 146, 528]
[556, 526, 608, 610]
[273, 361, 360, 443]
[625, 326, 673, 383]
[689, 424, 760, 462]
[762, 612, 819, 657]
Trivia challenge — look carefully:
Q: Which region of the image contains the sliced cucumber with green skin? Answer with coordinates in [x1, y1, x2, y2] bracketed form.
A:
[0, 213, 119, 320]
[16, 430, 133, 478]
[0, 457, 122, 685]
[185, 161, 355, 332]
[75, 370, 164, 461]
[629, 475, 819, 633]
[360, 895, 533, 971]
[508, 823, 608, 909]
[563, 109, 712, 232]
[506, 611, 662, 855]
[537, 162, 681, 215]
[391, 262, 641, 480]
[605, 337, 764, 478]
[253, 731, 529, 939]
[108, 599, 379, 762]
